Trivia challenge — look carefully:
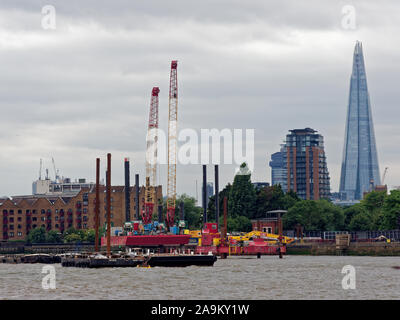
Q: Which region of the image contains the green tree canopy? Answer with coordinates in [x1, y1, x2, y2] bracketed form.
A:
[176, 194, 202, 229]
[26, 227, 46, 244]
[228, 163, 256, 219]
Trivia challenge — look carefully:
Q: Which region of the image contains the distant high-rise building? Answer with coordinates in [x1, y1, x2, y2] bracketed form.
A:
[284, 128, 330, 200]
[202, 182, 214, 207]
[339, 41, 381, 200]
[269, 145, 287, 190]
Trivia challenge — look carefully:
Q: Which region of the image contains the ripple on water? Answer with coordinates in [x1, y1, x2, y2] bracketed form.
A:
[1, 256, 400, 299]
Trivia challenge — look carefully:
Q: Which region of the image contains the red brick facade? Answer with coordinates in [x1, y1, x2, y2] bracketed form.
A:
[0, 186, 162, 241]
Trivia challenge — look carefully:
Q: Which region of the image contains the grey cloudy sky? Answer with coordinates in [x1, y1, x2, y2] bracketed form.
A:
[0, 0, 399, 198]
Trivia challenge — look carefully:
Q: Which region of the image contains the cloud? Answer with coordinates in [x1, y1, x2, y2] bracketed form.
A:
[0, 0, 399, 197]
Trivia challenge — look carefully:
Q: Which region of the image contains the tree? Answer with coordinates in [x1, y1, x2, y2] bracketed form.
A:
[361, 190, 387, 230]
[227, 216, 252, 233]
[84, 229, 96, 243]
[64, 233, 82, 243]
[228, 163, 256, 219]
[46, 230, 62, 243]
[176, 194, 202, 229]
[343, 204, 366, 230]
[348, 211, 372, 231]
[254, 185, 285, 218]
[380, 190, 400, 230]
[283, 200, 344, 231]
[26, 227, 46, 244]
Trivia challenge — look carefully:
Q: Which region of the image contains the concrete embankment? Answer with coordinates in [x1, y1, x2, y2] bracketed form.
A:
[287, 242, 400, 256]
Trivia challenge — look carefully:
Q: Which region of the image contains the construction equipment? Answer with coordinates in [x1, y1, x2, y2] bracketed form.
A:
[166, 60, 178, 230]
[228, 230, 294, 245]
[143, 87, 160, 225]
[382, 167, 389, 185]
[52, 157, 60, 182]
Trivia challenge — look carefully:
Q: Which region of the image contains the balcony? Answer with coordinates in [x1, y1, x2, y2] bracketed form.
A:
[76, 203, 82, 209]
[46, 211, 52, 217]
[26, 211, 32, 217]
[76, 211, 82, 216]
[67, 211, 73, 216]
[26, 217, 32, 223]
[3, 218, 8, 224]
[3, 211, 8, 217]
[3, 233, 8, 240]
[3, 226, 8, 232]
[59, 211, 64, 217]
[67, 217, 73, 223]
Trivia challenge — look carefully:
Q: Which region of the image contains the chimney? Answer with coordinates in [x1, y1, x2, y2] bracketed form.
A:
[135, 174, 140, 220]
[124, 158, 131, 222]
[202, 165, 207, 224]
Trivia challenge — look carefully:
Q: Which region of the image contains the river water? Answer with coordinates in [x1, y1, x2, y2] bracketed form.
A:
[0, 255, 399, 300]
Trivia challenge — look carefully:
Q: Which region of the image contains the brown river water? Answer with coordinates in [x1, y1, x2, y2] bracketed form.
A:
[1, 255, 399, 300]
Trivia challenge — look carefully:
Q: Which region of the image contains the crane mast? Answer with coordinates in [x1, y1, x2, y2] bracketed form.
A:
[166, 60, 178, 229]
[143, 87, 160, 225]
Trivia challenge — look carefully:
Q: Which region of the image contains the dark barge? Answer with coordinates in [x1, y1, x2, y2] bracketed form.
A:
[61, 253, 217, 268]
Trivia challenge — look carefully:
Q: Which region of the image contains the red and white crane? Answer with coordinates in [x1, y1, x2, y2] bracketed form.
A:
[143, 87, 160, 225]
[166, 60, 178, 229]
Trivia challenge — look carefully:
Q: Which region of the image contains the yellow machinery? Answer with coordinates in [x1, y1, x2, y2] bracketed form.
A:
[228, 231, 294, 244]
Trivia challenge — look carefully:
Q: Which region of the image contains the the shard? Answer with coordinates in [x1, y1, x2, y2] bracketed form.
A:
[339, 41, 380, 200]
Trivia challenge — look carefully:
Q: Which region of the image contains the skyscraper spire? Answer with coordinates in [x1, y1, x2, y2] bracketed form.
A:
[339, 41, 380, 200]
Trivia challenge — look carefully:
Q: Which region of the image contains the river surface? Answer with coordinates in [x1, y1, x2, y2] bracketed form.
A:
[1, 255, 399, 299]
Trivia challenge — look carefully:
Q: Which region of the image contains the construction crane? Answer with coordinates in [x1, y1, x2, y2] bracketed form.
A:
[166, 60, 178, 229]
[382, 167, 389, 185]
[143, 87, 160, 225]
[39, 158, 43, 180]
[52, 157, 60, 182]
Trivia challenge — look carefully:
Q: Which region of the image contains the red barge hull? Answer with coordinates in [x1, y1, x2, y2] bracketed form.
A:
[101, 235, 191, 247]
[196, 245, 286, 255]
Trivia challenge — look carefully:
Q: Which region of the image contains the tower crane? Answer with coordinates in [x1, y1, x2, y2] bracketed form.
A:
[382, 167, 389, 185]
[166, 60, 178, 229]
[143, 87, 160, 225]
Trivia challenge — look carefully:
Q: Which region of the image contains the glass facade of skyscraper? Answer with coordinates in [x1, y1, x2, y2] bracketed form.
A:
[339, 42, 381, 200]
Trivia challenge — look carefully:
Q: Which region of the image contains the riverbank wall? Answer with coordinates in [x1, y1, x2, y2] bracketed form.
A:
[287, 241, 400, 256]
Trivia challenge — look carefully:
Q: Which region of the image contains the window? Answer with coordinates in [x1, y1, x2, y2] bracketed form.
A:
[32, 210, 36, 214]
[55, 209, 58, 214]
[33, 217, 37, 221]
[18, 225, 21, 229]
[55, 216, 59, 221]
[9, 232, 14, 237]
[9, 218, 14, 223]
[10, 210, 14, 215]
[17, 217, 22, 222]
[18, 210, 22, 214]
[41, 209, 45, 214]
[17, 232, 22, 237]
[10, 225, 14, 230]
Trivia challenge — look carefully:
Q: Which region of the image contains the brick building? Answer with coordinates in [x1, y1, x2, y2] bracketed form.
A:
[0, 185, 162, 241]
[285, 128, 330, 200]
[251, 210, 287, 234]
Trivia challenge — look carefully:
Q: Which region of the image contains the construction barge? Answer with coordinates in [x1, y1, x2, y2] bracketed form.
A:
[61, 253, 217, 268]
